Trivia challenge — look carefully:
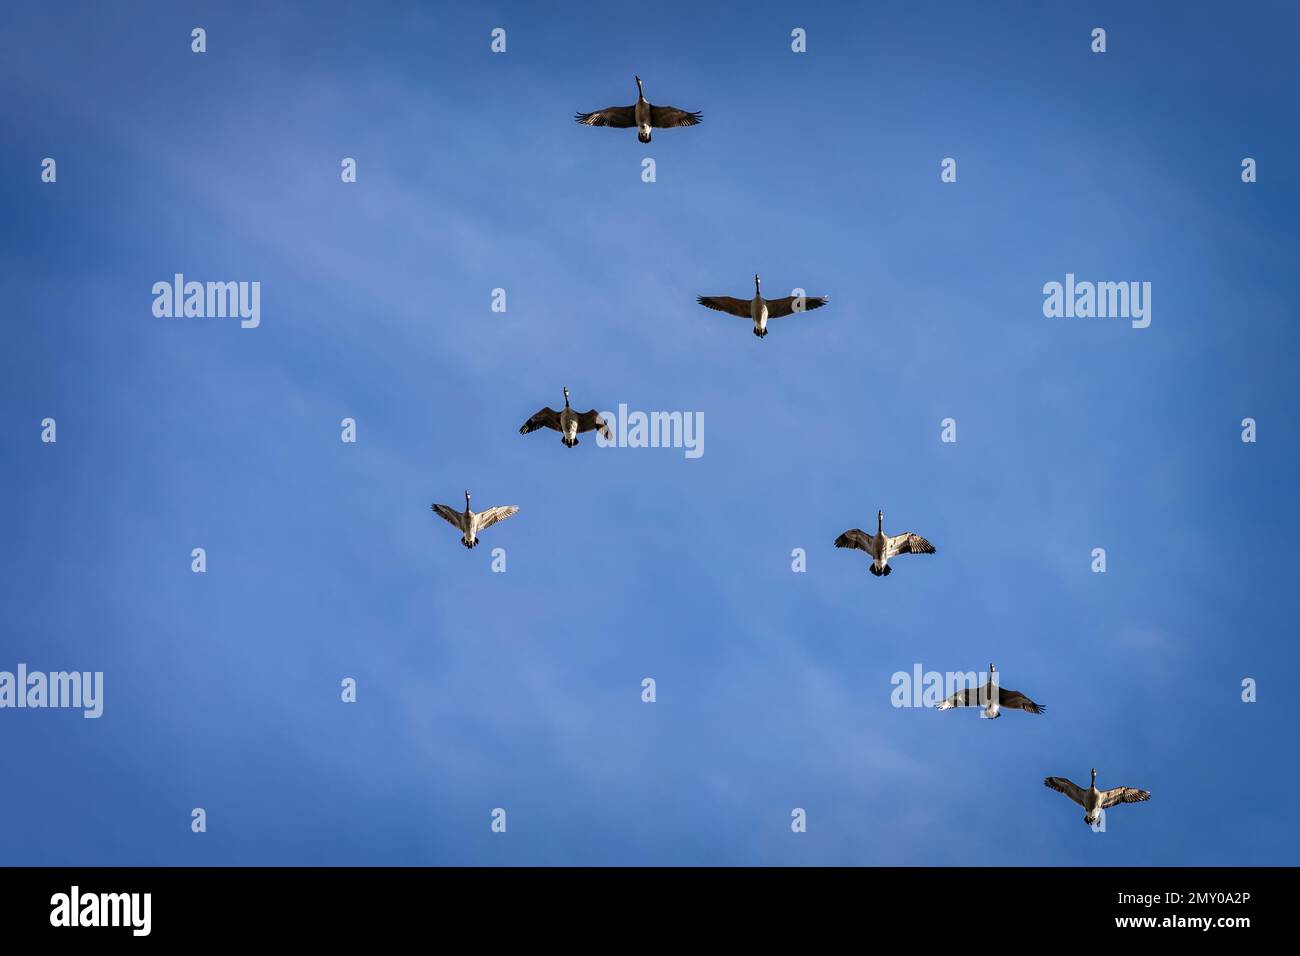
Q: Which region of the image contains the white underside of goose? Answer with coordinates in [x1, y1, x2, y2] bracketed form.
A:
[636, 97, 651, 143]
[751, 295, 768, 335]
[561, 408, 580, 446]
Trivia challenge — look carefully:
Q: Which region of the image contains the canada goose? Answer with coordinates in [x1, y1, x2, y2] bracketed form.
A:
[834, 510, 935, 576]
[1044, 769, 1151, 826]
[697, 274, 828, 338]
[575, 75, 702, 143]
[431, 491, 518, 549]
[937, 663, 1045, 717]
[519, 387, 611, 448]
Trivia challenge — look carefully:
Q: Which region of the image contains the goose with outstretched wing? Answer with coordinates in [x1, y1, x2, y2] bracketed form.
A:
[576, 76, 701, 144]
[1044, 768, 1150, 826]
[937, 663, 1045, 718]
[834, 510, 935, 576]
[520, 387, 611, 448]
[432, 491, 518, 549]
[697, 274, 828, 338]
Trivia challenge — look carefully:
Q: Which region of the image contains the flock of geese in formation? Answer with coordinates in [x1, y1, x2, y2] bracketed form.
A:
[431, 76, 1151, 830]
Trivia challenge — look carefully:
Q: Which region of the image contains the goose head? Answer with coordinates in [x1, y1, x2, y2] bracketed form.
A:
[1091, 768, 1098, 786]
[563, 386, 570, 408]
[754, 273, 761, 293]
[877, 509, 884, 532]
[464, 490, 471, 510]
[635, 75, 644, 97]
[989, 662, 997, 676]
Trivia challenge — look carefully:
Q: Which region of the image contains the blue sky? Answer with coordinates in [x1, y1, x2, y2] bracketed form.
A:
[1, 0, 1297, 865]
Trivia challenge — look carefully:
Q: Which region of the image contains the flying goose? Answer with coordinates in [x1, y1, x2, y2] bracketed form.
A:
[697, 274, 828, 338]
[937, 663, 1045, 718]
[1044, 769, 1151, 826]
[834, 510, 936, 576]
[519, 387, 611, 448]
[431, 491, 518, 549]
[575, 75, 702, 143]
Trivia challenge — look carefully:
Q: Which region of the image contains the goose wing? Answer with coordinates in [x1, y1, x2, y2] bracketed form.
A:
[575, 105, 636, 128]
[649, 104, 702, 128]
[697, 295, 751, 318]
[1044, 777, 1087, 807]
[475, 505, 519, 531]
[520, 407, 562, 435]
[1099, 786, 1151, 809]
[999, 688, 1045, 714]
[431, 504, 466, 532]
[834, 529, 874, 553]
[886, 532, 936, 557]
[765, 295, 829, 318]
[936, 684, 983, 710]
[576, 409, 612, 439]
